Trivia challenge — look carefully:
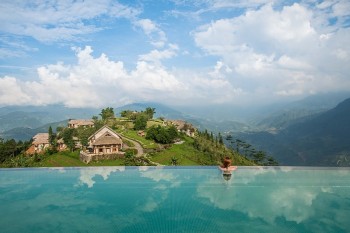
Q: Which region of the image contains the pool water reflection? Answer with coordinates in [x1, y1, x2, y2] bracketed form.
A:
[1, 166, 349, 233]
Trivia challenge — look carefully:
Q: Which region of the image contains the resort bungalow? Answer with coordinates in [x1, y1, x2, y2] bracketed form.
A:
[168, 120, 197, 137]
[80, 125, 124, 163]
[26, 133, 50, 155]
[68, 119, 94, 128]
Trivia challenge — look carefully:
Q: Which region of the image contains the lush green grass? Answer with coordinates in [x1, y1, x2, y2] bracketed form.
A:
[40, 151, 86, 167]
[40, 151, 125, 167]
[120, 130, 158, 149]
[149, 137, 205, 165]
[89, 159, 124, 166]
[147, 120, 164, 128]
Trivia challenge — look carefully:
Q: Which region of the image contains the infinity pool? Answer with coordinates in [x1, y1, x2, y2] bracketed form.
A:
[1, 166, 349, 233]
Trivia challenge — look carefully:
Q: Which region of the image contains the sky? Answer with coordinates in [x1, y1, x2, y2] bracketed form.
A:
[0, 0, 350, 108]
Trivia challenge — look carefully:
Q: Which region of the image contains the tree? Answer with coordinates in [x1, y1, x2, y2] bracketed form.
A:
[0, 139, 20, 163]
[56, 126, 64, 134]
[92, 115, 99, 122]
[146, 125, 178, 144]
[100, 107, 115, 121]
[61, 128, 75, 151]
[171, 156, 178, 166]
[253, 151, 266, 164]
[218, 132, 223, 144]
[92, 115, 103, 129]
[120, 110, 133, 118]
[48, 126, 55, 146]
[76, 126, 95, 147]
[167, 126, 178, 141]
[145, 107, 156, 120]
[134, 114, 148, 130]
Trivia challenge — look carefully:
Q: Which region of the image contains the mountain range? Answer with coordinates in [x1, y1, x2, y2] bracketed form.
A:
[1, 93, 349, 166]
[237, 98, 350, 166]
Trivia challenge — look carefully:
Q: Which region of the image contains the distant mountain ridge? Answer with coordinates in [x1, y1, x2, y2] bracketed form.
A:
[0, 105, 99, 133]
[1, 94, 349, 167]
[1, 120, 68, 141]
[238, 97, 350, 166]
[252, 92, 350, 131]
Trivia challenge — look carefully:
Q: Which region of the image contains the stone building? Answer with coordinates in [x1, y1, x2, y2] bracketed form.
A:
[68, 119, 94, 128]
[80, 125, 124, 163]
[26, 133, 50, 154]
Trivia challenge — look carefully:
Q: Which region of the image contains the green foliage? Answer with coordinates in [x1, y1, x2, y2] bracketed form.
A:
[224, 134, 278, 166]
[134, 114, 148, 130]
[0, 138, 29, 163]
[195, 130, 256, 166]
[144, 107, 156, 119]
[100, 107, 115, 121]
[61, 128, 75, 151]
[120, 110, 134, 119]
[124, 150, 135, 159]
[2, 154, 36, 168]
[76, 126, 95, 147]
[120, 107, 156, 122]
[218, 132, 223, 144]
[48, 126, 54, 145]
[124, 155, 154, 166]
[171, 156, 178, 166]
[146, 125, 179, 144]
[120, 130, 158, 149]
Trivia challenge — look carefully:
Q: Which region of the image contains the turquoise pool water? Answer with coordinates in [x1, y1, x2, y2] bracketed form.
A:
[1, 166, 350, 233]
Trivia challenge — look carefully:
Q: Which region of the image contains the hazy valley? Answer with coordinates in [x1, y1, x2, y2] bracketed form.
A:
[1, 92, 349, 166]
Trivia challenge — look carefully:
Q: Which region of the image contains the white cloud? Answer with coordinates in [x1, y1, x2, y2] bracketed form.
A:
[138, 44, 179, 64]
[197, 168, 319, 224]
[134, 19, 167, 48]
[0, 0, 139, 43]
[1, 1, 349, 107]
[0, 45, 249, 107]
[78, 166, 125, 188]
[193, 3, 350, 103]
[0, 76, 31, 105]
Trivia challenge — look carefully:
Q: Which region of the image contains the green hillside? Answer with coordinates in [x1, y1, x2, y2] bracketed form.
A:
[0, 107, 257, 167]
[238, 98, 350, 166]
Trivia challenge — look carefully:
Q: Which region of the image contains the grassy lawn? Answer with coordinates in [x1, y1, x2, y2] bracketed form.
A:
[40, 151, 87, 167]
[120, 130, 158, 149]
[40, 151, 124, 167]
[150, 137, 203, 165]
[88, 159, 124, 166]
[147, 120, 164, 127]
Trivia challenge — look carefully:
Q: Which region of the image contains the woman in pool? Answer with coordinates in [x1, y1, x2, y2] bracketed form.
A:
[219, 156, 237, 181]
[219, 156, 237, 171]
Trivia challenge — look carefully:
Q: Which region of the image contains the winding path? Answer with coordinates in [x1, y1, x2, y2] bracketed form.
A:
[120, 133, 163, 166]
[120, 135, 144, 157]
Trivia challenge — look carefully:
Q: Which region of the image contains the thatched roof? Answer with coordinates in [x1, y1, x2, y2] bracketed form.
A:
[92, 132, 122, 146]
[69, 119, 94, 126]
[32, 133, 49, 145]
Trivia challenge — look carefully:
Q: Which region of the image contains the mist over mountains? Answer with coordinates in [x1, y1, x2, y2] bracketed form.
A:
[237, 97, 350, 166]
[0, 92, 349, 166]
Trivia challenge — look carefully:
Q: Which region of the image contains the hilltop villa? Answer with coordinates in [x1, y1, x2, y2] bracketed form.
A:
[168, 120, 196, 137]
[26, 133, 50, 154]
[80, 125, 124, 163]
[68, 119, 94, 128]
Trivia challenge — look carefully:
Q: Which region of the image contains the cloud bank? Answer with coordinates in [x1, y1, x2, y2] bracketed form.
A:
[193, 3, 350, 100]
[0, 1, 349, 107]
[0, 45, 243, 107]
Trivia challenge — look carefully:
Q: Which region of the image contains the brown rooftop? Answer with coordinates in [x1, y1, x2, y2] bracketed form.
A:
[32, 133, 49, 145]
[92, 132, 122, 146]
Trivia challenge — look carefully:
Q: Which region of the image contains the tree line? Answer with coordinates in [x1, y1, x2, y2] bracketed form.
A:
[0, 138, 31, 163]
[224, 134, 278, 166]
[192, 130, 255, 165]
